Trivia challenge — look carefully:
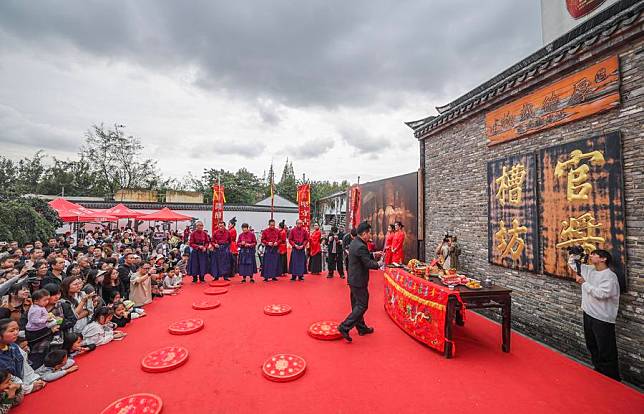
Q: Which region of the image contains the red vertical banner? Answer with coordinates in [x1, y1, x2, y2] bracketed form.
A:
[347, 185, 361, 230]
[297, 184, 311, 229]
[211, 185, 226, 234]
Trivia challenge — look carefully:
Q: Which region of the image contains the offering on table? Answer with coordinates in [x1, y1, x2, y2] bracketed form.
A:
[465, 279, 482, 289]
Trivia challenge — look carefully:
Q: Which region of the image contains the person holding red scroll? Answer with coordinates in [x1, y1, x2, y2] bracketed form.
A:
[308, 223, 322, 274]
[391, 221, 405, 264]
[210, 221, 232, 281]
[288, 219, 309, 281]
[261, 219, 281, 282]
[188, 221, 209, 283]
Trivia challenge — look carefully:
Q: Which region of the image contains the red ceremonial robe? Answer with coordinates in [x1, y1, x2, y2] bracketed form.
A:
[391, 231, 405, 264]
[384, 231, 395, 265]
[309, 229, 322, 256]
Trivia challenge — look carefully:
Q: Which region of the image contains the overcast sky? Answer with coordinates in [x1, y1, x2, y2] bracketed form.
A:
[0, 1, 542, 184]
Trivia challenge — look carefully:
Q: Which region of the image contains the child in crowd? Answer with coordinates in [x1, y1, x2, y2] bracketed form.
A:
[163, 266, 183, 289]
[25, 289, 58, 342]
[111, 302, 130, 328]
[177, 252, 189, 275]
[150, 269, 164, 298]
[15, 333, 46, 394]
[0, 368, 23, 412]
[34, 349, 77, 382]
[123, 300, 146, 320]
[62, 333, 95, 358]
[81, 306, 126, 346]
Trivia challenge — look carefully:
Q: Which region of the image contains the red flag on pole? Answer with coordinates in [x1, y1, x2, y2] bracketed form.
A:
[347, 185, 361, 230]
[297, 184, 311, 229]
[211, 185, 225, 234]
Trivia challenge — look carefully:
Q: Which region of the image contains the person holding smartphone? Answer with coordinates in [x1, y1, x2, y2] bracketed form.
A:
[568, 249, 621, 381]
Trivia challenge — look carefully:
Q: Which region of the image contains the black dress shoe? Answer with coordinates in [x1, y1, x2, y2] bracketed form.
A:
[271, 277, 278, 281]
[358, 327, 374, 336]
[339, 275, 346, 279]
[290, 277, 297, 281]
[250, 278, 255, 283]
[337, 325, 352, 342]
[224, 277, 230, 281]
[298, 276, 304, 281]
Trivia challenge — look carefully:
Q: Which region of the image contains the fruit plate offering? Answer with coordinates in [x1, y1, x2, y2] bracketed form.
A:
[464, 279, 482, 289]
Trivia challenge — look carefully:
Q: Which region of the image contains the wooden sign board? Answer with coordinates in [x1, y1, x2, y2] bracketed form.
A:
[539, 132, 626, 285]
[487, 154, 539, 272]
[486, 55, 620, 145]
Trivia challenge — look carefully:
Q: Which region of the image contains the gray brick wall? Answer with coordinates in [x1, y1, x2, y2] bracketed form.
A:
[422, 41, 643, 386]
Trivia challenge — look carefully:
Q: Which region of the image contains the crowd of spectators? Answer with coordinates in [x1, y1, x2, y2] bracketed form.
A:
[0, 226, 187, 412]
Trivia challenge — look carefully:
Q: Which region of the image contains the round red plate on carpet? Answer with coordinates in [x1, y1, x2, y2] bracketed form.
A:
[308, 320, 342, 340]
[263, 304, 292, 316]
[168, 318, 204, 335]
[192, 300, 221, 310]
[262, 353, 306, 382]
[204, 287, 228, 295]
[100, 393, 163, 414]
[209, 280, 231, 287]
[141, 345, 189, 373]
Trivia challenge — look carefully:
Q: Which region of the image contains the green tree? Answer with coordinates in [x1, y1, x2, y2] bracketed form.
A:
[80, 124, 162, 197]
[276, 159, 297, 202]
[0, 199, 57, 244]
[0, 157, 18, 197]
[193, 168, 266, 204]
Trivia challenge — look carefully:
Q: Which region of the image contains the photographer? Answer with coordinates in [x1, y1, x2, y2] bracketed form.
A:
[568, 248, 621, 381]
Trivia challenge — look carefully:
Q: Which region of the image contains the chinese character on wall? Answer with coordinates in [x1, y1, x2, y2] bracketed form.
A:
[539, 132, 625, 283]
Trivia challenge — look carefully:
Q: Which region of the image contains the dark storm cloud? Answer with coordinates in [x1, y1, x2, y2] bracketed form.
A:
[0, 0, 541, 110]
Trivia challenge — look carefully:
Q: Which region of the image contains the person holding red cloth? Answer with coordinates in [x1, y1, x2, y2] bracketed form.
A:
[384, 223, 395, 265]
[237, 223, 257, 283]
[391, 221, 405, 264]
[278, 220, 288, 276]
[188, 221, 210, 283]
[308, 223, 323, 274]
[210, 221, 233, 281]
[228, 217, 238, 276]
[261, 219, 281, 281]
[288, 219, 309, 281]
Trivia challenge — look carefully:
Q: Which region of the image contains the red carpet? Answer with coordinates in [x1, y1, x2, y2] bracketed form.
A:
[16, 271, 643, 414]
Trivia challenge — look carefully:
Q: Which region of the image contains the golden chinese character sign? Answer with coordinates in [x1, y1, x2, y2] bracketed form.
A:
[487, 154, 539, 271]
[539, 132, 625, 280]
[485, 55, 620, 146]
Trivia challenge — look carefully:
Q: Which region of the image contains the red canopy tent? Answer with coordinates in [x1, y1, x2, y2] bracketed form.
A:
[48, 198, 117, 222]
[137, 207, 192, 222]
[102, 203, 143, 219]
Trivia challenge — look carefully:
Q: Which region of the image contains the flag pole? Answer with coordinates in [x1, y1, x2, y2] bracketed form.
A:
[270, 169, 274, 220]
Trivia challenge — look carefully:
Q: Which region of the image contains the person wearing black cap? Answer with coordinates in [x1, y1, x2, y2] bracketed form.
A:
[338, 222, 382, 342]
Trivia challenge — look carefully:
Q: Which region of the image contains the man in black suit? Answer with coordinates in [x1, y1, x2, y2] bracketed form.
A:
[338, 222, 382, 342]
